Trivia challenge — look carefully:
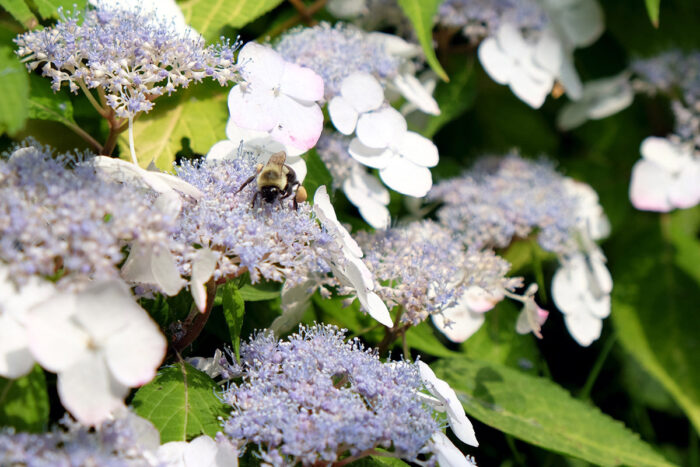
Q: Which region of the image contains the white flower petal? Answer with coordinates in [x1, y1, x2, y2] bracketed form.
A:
[57, 351, 130, 426]
[122, 244, 186, 296]
[432, 304, 485, 343]
[463, 286, 503, 313]
[430, 431, 473, 467]
[367, 32, 421, 58]
[509, 70, 552, 109]
[477, 37, 513, 85]
[348, 138, 396, 169]
[271, 281, 316, 334]
[237, 42, 286, 88]
[191, 248, 218, 312]
[343, 169, 391, 229]
[183, 435, 219, 467]
[563, 310, 603, 347]
[72, 281, 143, 342]
[557, 54, 583, 100]
[0, 313, 35, 378]
[586, 75, 634, 120]
[392, 73, 440, 116]
[379, 158, 433, 197]
[551, 257, 588, 316]
[640, 137, 691, 172]
[340, 72, 385, 113]
[356, 107, 407, 149]
[313, 186, 364, 258]
[554, 0, 604, 48]
[497, 22, 530, 58]
[358, 290, 393, 328]
[328, 96, 359, 135]
[227, 83, 278, 133]
[397, 131, 439, 167]
[206, 140, 238, 161]
[669, 159, 700, 209]
[534, 29, 564, 76]
[280, 62, 324, 103]
[269, 95, 323, 153]
[157, 442, 187, 467]
[629, 159, 674, 212]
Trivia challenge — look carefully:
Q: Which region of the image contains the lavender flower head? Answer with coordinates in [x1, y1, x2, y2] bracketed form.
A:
[0, 413, 160, 467]
[437, 0, 547, 40]
[354, 221, 518, 325]
[174, 156, 345, 288]
[0, 144, 177, 289]
[221, 324, 442, 466]
[15, 5, 239, 117]
[315, 132, 356, 190]
[274, 22, 405, 98]
[429, 154, 583, 255]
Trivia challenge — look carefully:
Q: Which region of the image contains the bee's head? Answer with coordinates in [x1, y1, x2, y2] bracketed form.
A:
[260, 186, 281, 203]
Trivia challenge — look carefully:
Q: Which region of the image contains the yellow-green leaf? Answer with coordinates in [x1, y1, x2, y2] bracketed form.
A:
[179, 0, 285, 42]
[0, 45, 29, 136]
[0, 0, 38, 27]
[396, 0, 448, 81]
[644, 0, 661, 27]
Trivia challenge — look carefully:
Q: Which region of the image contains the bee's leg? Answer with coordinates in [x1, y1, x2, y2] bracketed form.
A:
[236, 174, 256, 195]
[250, 191, 260, 208]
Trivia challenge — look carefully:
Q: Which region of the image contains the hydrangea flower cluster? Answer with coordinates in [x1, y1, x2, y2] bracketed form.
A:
[627, 50, 700, 212]
[438, 0, 548, 39]
[221, 324, 477, 466]
[0, 144, 177, 289]
[14, 5, 239, 118]
[430, 155, 611, 346]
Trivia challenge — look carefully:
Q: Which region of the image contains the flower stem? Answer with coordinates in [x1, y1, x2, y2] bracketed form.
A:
[578, 333, 616, 400]
[172, 280, 218, 352]
[78, 80, 109, 118]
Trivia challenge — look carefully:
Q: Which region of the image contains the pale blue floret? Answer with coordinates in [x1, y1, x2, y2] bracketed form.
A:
[437, 0, 548, 38]
[221, 325, 441, 466]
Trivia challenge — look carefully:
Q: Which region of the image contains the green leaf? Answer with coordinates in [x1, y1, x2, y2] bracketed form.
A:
[221, 281, 245, 359]
[238, 279, 282, 301]
[118, 82, 229, 171]
[0, 365, 49, 432]
[180, 0, 285, 42]
[396, 0, 448, 81]
[0, 0, 38, 27]
[644, 0, 661, 27]
[432, 358, 675, 467]
[28, 74, 77, 127]
[421, 58, 476, 138]
[404, 322, 459, 358]
[0, 45, 29, 136]
[302, 148, 334, 202]
[131, 362, 229, 442]
[460, 301, 543, 375]
[33, 0, 86, 19]
[611, 214, 700, 434]
[667, 206, 700, 284]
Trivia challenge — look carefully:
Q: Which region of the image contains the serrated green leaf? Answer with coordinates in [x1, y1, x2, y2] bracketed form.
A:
[28, 74, 76, 127]
[0, 365, 49, 432]
[0, 0, 38, 27]
[131, 362, 228, 442]
[0, 45, 29, 135]
[118, 82, 229, 171]
[644, 0, 661, 27]
[461, 301, 542, 374]
[33, 0, 86, 19]
[302, 148, 334, 202]
[432, 358, 675, 467]
[179, 0, 285, 42]
[239, 279, 282, 301]
[611, 215, 700, 434]
[221, 281, 245, 359]
[396, 0, 448, 82]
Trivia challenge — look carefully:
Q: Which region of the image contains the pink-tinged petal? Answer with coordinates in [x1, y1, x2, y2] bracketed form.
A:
[356, 107, 407, 149]
[206, 140, 238, 160]
[0, 314, 34, 378]
[57, 352, 129, 426]
[430, 431, 473, 467]
[640, 137, 691, 172]
[313, 186, 364, 258]
[269, 96, 323, 152]
[237, 42, 285, 88]
[629, 159, 674, 212]
[432, 304, 485, 343]
[463, 286, 503, 313]
[496, 22, 530, 59]
[280, 62, 324, 102]
[340, 72, 384, 113]
[348, 138, 395, 169]
[122, 244, 186, 296]
[380, 158, 432, 197]
[515, 300, 549, 338]
[669, 160, 700, 209]
[105, 307, 166, 387]
[397, 131, 439, 167]
[392, 73, 440, 116]
[27, 293, 89, 373]
[227, 84, 278, 133]
[533, 29, 563, 76]
[509, 69, 552, 109]
[478, 37, 512, 85]
[190, 248, 218, 312]
[328, 96, 359, 135]
[563, 310, 603, 347]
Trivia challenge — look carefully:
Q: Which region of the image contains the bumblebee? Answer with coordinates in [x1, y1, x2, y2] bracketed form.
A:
[236, 151, 308, 210]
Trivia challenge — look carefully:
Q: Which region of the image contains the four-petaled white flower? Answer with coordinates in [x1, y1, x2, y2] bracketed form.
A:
[349, 106, 438, 197]
[557, 73, 634, 130]
[629, 136, 700, 212]
[329, 72, 385, 135]
[342, 165, 391, 230]
[418, 361, 479, 447]
[432, 285, 504, 343]
[26, 280, 166, 425]
[0, 267, 56, 379]
[228, 42, 325, 154]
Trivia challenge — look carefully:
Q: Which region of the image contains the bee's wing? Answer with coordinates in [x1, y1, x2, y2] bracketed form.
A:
[267, 151, 287, 168]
